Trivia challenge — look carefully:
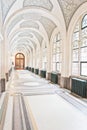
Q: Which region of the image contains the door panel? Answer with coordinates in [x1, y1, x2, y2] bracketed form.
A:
[15, 53, 25, 70]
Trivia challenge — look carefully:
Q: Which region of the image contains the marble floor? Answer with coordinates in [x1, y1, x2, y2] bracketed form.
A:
[1, 70, 87, 130]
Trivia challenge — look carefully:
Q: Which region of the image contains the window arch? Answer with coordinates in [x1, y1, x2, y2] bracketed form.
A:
[72, 14, 87, 77]
[72, 23, 80, 75]
[52, 33, 62, 72]
[82, 14, 87, 29]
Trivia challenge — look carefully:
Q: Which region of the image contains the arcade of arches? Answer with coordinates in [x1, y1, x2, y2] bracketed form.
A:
[0, 1, 87, 130]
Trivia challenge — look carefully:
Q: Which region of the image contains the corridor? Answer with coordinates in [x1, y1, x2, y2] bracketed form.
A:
[1, 70, 87, 130]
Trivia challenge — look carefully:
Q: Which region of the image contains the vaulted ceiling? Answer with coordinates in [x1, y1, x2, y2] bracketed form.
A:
[0, 0, 87, 55]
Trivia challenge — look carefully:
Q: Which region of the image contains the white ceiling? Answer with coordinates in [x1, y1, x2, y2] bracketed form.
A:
[0, 0, 87, 55]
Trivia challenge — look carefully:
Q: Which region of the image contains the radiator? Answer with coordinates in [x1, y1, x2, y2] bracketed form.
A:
[51, 73, 58, 84]
[71, 78, 87, 98]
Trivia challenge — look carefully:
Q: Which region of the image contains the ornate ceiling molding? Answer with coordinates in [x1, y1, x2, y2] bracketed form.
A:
[20, 20, 39, 29]
[40, 16, 56, 39]
[58, 0, 87, 28]
[23, 0, 53, 11]
[1, 0, 16, 21]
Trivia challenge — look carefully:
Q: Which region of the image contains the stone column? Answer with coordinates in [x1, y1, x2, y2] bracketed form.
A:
[0, 39, 1, 92]
[60, 35, 71, 90]
[27, 52, 30, 67]
[5, 36, 9, 81]
[0, 39, 6, 92]
[46, 43, 51, 80]
[33, 48, 37, 69]
[30, 51, 33, 67]
[39, 44, 42, 75]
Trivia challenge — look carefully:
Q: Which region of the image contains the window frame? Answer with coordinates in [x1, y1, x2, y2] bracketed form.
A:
[72, 14, 87, 77]
[52, 33, 62, 72]
[80, 61, 87, 77]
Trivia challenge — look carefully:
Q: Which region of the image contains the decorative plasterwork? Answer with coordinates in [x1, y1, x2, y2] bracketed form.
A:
[29, 39, 36, 48]
[23, 0, 53, 11]
[7, 13, 41, 35]
[20, 21, 39, 29]
[18, 33, 33, 38]
[32, 31, 43, 43]
[7, 15, 22, 35]
[19, 30, 43, 44]
[15, 39, 35, 48]
[11, 41, 32, 50]
[40, 16, 56, 39]
[1, 0, 16, 21]
[22, 13, 41, 20]
[12, 44, 31, 53]
[58, 0, 87, 28]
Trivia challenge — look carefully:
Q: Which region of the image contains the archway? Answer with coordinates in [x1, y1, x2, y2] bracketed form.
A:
[15, 53, 25, 70]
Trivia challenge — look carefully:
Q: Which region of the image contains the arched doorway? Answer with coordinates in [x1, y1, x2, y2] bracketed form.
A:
[15, 53, 25, 70]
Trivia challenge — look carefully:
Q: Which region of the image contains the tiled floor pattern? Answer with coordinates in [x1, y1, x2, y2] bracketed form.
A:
[1, 70, 87, 130]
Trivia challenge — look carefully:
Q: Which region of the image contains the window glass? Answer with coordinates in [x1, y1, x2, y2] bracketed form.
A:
[52, 33, 62, 72]
[82, 15, 87, 28]
[72, 14, 87, 76]
[73, 32, 79, 41]
[80, 47, 87, 61]
[72, 49, 79, 62]
[80, 62, 87, 76]
[81, 38, 87, 47]
[72, 63, 79, 75]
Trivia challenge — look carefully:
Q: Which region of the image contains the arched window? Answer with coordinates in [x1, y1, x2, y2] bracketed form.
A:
[72, 14, 87, 77]
[80, 15, 87, 76]
[72, 23, 80, 75]
[82, 15, 87, 29]
[52, 33, 62, 72]
[42, 43, 47, 70]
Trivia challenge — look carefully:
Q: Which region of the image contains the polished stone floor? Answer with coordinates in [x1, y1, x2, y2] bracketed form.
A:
[1, 70, 87, 130]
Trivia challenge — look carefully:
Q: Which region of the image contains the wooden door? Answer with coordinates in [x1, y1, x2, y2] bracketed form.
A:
[15, 53, 25, 70]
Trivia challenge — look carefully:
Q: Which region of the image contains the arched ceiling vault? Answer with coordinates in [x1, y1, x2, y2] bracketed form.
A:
[7, 18, 48, 42]
[3, 8, 65, 53]
[9, 28, 45, 46]
[4, 9, 59, 48]
[4, 8, 63, 36]
[1, 0, 86, 55]
[11, 38, 34, 51]
[10, 35, 40, 49]
[11, 46, 29, 56]
[2, 0, 87, 29]
[9, 28, 46, 51]
[11, 43, 32, 55]
[0, 0, 66, 54]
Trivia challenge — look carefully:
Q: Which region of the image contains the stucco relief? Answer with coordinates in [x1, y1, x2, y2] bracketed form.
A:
[20, 21, 39, 29]
[1, 0, 16, 21]
[18, 33, 33, 38]
[22, 13, 41, 21]
[32, 31, 43, 44]
[7, 15, 22, 35]
[58, 0, 87, 27]
[40, 17, 56, 39]
[23, 0, 53, 11]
